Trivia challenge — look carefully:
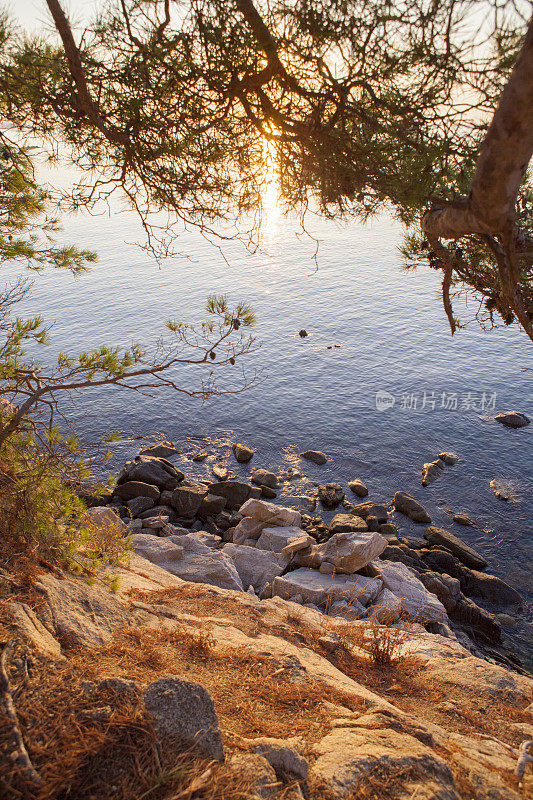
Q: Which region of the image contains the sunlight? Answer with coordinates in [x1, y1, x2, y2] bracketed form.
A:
[260, 134, 281, 231]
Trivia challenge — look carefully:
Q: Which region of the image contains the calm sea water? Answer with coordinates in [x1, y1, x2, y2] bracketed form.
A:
[5, 204, 533, 664]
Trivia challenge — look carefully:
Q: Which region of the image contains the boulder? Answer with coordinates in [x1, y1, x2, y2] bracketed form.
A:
[223, 544, 288, 592]
[143, 677, 223, 761]
[300, 450, 327, 465]
[251, 469, 278, 489]
[138, 504, 174, 520]
[84, 506, 128, 533]
[256, 526, 313, 554]
[132, 533, 243, 591]
[170, 484, 207, 518]
[9, 601, 63, 658]
[232, 517, 268, 544]
[209, 481, 255, 508]
[229, 753, 279, 799]
[418, 572, 461, 610]
[328, 514, 368, 534]
[372, 560, 448, 622]
[114, 481, 160, 502]
[328, 599, 366, 620]
[393, 491, 431, 523]
[365, 588, 403, 624]
[118, 455, 184, 488]
[424, 526, 487, 570]
[272, 568, 382, 607]
[318, 483, 345, 509]
[453, 513, 475, 526]
[438, 452, 459, 465]
[233, 442, 254, 462]
[421, 459, 444, 487]
[261, 486, 277, 499]
[281, 534, 316, 557]
[126, 496, 155, 517]
[348, 479, 368, 498]
[239, 498, 301, 528]
[462, 569, 523, 606]
[420, 548, 465, 582]
[212, 464, 229, 481]
[450, 596, 502, 643]
[197, 493, 227, 520]
[316, 531, 387, 574]
[351, 502, 388, 523]
[142, 515, 170, 529]
[139, 441, 180, 458]
[494, 411, 530, 428]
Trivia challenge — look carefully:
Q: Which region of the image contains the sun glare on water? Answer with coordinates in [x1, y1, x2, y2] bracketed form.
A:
[260, 135, 281, 233]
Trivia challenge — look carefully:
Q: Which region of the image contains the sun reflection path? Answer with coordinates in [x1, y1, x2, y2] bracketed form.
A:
[260, 136, 281, 235]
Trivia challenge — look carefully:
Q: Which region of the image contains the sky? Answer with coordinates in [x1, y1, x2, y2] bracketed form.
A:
[7, 0, 101, 31]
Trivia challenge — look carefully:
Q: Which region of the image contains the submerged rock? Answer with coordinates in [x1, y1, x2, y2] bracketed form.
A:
[318, 483, 345, 508]
[453, 513, 475, 526]
[348, 479, 369, 497]
[421, 459, 444, 487]
[438, 451, 459, 465]
[393, 491, 431, 523]
[494, 411, 530, 428]
[233, 442, 254, 462]
[300, 449, 327, 465]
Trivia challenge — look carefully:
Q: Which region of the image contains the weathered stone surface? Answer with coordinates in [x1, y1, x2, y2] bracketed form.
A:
[143, 677, 223, 760]
[256, 526, 313, 554]
[85, 505, 128, 533]
[138, 504, 174, 520]
[424, 526, 487, 570]
[272, 568, 382, 607]
[300, 450, 327, 465]
[118, 455, 184, 488]
[452, 513, 475, 526]
[223, 544, 288, 592]
[261, 486, 277, 499]
[328, 599, 366, 620]
[139, 441, 180, 458]
[114, 481, 160, 502]
[232, 516, 268, 544]
[421, 459, 444, 487]
[170, 484, 207, 517]
[251, 469, 278, 489]
[239, 499, 302, 528]
[438, 452, 459, 465]
[463, 569, 523, 606]
[133, 533, 243, 591]
[364, 588, 403, 624]
[348, 479, 368, 498]
[281, 534, 315, 556]
[9, 601, 63, 658]
[197, 493, 227, 520]
[311, 725, 459, 799]
[328, 514, 368, 534]
[233, 442, 254, 462]
[393, 491, 431, 523]
[126, 496, 155, 517]
[142, 515, 170, 529]
[372, 560, 447, 622]
[229, 752, 279, 799]
[494, 411, 530, 428]
[351, 502, 388, 523]
[209, 481, 254, 508]
[249, 737, 309, 780]
[36, 574, 131, 649]
[318, 483, 345, 508]
[316, 531, 387, 574]
[212, 464, 229, 481]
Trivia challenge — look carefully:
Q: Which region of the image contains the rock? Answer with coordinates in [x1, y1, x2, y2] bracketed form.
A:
[298, 329, 309, 338]
[212, 464, 229, 481]
[133, 533, 243, 591]
[418, 572, 461, 609]
[272, 568, 382, 607]
[142, 515, 170, 529]
[462, 569, 523, 606]
[328, 514, 368, 534]
[300, 450, 327, 465]
[191, 451, 208, 462]
[348, 479, 368, 498]
[229, 753, 279, 799]
[138, 505, 174, 520]
[261, 486, 277, 499]
[319, 561, 335, 574]
[35, 574, 131, 649]
[84, 506, 128, 533]
[424, 526, 487, 570]
[379, 523, 399, 539]
[494, 411, 530, 428]
[318, 483, 345, 508]
[143, 677, 223, 761]
[9, 601, 63, 658]
[365, 588, 403, 624]
[280, 534, 316, 557]
[223, 544, 288, 593]
[96, 677, 140, 703]
[250, 737, 309, 780]
[393, 491, 431, 523]
[438, 452, 459, 465]
[209, 481, 255, 508]
[496, 613, 517, 627]
[421, 459, 444, 487]
[197, 493, 227, 520]
[233, 442, 254, 462]
[365, 515, 380, 532]
[372, 560, 448, 622]
[256, 526, 314, 554]
[139, 441, 180, 458]
[239, 499, 302, 528]
[126, 496, 155, 517]
[311, 725, 458, 799]
[380, 545, 425, 572]
[328, 599, 366, 620]
[251, 469, 278, 489]
[114, 481, 160, 502]
[316, 531, 387, 574]
[351, 502, 388, 523]
[489, 480, 511, 501]
[450, 596, 502, 642]
[118, 455, 184, 488]
[232, 517, 268, 544]
[452, 513, 475, 526]
[420, 548, 464, 582]
[170, 484, 207, 517]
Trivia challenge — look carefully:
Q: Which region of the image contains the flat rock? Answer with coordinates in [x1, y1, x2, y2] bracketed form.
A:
[421, 459, 444, 487]
[438, 452, 459, 465]
[143, 677, 223, 761]
[372, 560, 448, 622]
[139, 441, 180, 458]
[256, 526, 313, 554]
[223, 543, 288, 592]
[132, 532, 243, 591]
[393, 491, 431, 523]
[452, 513, 475, 526]
[494, 411, 530, 428]
[239, 498, 301, 528]
[209, 480, 254, 508]
[170, 484, 207, 517]
[350, 502, 388, 523]
[318, 483, 345, 508]
[272, 568, 382, 607]
[118, 455, 184, 488]
[251, 469, 278, 489]
[233, 442, 254, 462]
[316, 531, 387, 574]
[114, 481, 160, 502]
[348, 479, 368, 497]
[364, 588, 403, 624]
[9, 601, 63, 658]
[197, 493, 227, 520]
[328, 514, 368, 534]
[300, 450, 327, 465]
[424, 526, 487, 570]
[126, 496, 155, 517]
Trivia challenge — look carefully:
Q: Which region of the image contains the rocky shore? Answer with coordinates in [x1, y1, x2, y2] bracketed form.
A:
[84, 435, 528, 674]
